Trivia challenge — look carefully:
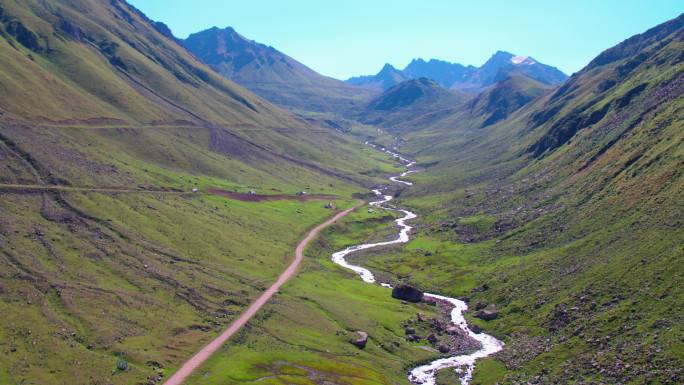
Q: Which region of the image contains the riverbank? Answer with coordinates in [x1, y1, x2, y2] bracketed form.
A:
[328, 149, 503, 385]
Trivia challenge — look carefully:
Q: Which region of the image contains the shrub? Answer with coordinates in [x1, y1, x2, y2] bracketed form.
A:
[115, 357, 128, 371]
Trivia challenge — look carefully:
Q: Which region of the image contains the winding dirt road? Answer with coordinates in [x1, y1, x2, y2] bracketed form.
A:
[163, 202, 363, 385]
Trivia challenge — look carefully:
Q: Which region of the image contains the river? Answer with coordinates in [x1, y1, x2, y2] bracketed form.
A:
[331, 145, 503, 385]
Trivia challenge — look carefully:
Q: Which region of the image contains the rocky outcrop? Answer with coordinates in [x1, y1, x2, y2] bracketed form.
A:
[350, 331, 368, 349]
[392, 284, 424, 302]
[474, 309, 499, 321]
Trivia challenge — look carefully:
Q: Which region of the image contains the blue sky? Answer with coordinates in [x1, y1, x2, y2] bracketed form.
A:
[129, 0, 683, 80]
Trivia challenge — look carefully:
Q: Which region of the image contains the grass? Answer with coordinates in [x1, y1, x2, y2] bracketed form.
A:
[0, 188, 363, 384]
[0, 4, 405, 379]
[468, 358, 507, 384]
[179, 200, 450, 385]
[1, 2, 683, 384]
[375, 21, 684, 383]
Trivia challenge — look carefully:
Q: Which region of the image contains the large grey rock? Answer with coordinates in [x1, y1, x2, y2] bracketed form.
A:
[392, 285, 424, 303]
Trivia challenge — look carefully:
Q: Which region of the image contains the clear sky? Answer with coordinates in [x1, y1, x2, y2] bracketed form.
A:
[129, 0, 683, 80]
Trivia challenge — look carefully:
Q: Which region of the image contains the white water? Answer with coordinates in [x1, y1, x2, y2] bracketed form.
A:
[390, 163, 418, 186]
[408, 293, 504, 385]
[331, 189, 416, 283]
[331, 146, 503, 385]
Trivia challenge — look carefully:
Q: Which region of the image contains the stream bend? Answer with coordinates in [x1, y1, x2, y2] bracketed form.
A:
[330, 147, 503, 385]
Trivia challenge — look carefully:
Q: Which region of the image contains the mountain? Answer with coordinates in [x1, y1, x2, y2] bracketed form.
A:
[367, 77, 462, 111]
[0, 1, 393, 383]
[345, 51, 567, 92]
[362, 13, 684, 384]
[455, 50, 569, 92]
[361, 72, 552, 134]
[345, 63, 408, 91]
[1, 1, 682, 384]
[359, 77, 469, 127]
[468, 73, 553, 127]
[402, 58, 475, 89]
[183, 26, 374, 113]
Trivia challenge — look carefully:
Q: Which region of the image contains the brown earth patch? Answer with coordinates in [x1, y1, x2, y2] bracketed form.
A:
[206, 188, 338, 202]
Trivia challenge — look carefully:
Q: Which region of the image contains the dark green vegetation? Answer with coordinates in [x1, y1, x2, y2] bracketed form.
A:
[182, 27, 375, 114]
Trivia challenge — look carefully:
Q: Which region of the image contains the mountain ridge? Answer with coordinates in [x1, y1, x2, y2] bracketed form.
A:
[346, 51, 568, 92]
[182, 26, 375, 113]
[357, 77, 469, 128]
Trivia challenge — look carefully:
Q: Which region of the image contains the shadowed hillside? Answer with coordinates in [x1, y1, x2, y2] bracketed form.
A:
[469, 74, 552, 128]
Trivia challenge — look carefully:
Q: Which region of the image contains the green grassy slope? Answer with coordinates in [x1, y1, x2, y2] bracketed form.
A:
[1, 1, 682, 384]
[0, 0, 399, 384]
[181, 208, 453, 385]
[468, 74, 552, 128]
[349, 14, 684, 384]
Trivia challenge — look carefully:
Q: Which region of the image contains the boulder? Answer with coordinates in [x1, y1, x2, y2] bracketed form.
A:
[431, 318, 445, 332]
[427, 334, 438, 344]
[392, 285, 424, 303]
[407, 334, 421, 342]
[474, 309, 499, 321]
[469, 324, 483, 334]
[438, 344, 451, 353]
[404, 326, 416, 335]
[350, 331, 368, 349]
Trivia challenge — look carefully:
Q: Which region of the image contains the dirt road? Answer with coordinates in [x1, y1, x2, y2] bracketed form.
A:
[163, 202, 363, 385]
[0, 183, 188, 194]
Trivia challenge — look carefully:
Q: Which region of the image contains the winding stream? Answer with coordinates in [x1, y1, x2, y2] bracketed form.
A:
[331, 146, 503, 385]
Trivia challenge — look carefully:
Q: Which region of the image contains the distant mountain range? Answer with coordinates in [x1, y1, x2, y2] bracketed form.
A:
[182, 27, 374, 113]
[182, 27, 568, 113]
[346, 51, 568, 92]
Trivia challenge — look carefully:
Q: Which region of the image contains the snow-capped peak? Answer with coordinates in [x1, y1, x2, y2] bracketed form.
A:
[511, 55, 536, 65]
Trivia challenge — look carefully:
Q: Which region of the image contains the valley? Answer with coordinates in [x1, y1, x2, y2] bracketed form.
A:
[0, 1, 682, 384]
